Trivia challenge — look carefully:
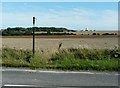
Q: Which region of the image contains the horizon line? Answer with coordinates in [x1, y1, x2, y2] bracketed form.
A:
[1, 26, 118, 31]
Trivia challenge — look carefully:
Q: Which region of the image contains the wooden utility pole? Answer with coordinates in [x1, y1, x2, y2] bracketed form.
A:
[33, 17, 35, 55]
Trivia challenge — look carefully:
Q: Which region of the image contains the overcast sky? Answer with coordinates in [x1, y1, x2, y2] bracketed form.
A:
[2, 2, 118, 30]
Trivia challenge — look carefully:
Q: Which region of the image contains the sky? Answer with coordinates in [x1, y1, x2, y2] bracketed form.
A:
[1, 2, 118, 30]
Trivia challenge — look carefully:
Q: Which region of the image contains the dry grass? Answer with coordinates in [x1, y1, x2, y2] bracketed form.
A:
[1, 37, 118, 52]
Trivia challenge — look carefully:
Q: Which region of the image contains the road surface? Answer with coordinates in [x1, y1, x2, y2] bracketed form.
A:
[1, 68, 119, 88]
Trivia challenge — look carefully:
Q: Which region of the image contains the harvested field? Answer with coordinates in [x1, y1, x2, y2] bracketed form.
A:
[1, 36, 118, 52]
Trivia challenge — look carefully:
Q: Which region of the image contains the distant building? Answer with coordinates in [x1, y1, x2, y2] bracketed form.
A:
[85, 27, 89, 31]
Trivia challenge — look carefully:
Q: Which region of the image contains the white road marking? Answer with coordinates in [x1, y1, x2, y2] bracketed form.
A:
[2, 68, 119, 75]
[4, 84, 35, 87]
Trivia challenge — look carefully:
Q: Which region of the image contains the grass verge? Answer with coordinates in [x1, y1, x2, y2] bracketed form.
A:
[2, 47, 120, 71]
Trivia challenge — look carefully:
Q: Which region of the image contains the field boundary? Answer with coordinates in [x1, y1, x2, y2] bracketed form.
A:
[1, 35, 118, 38]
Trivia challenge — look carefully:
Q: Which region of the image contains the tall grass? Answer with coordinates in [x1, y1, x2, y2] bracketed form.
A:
[50, 48, 119, 71]
[2, 47, 119, 71]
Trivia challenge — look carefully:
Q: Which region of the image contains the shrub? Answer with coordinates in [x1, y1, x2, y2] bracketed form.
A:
[97, 33, 100, 35]
[92, 33, 96, 35]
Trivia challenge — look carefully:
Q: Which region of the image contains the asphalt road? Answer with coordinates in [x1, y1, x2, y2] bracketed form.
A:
[1, 68, 119, 88]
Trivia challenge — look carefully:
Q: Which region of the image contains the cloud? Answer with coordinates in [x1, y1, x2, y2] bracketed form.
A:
[2, 8, 118, 30]
[90, 10, 118, 27]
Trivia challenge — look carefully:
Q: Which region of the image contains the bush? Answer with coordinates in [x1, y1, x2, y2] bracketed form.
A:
[97, 33, 100, 35]
[92, 33, 96, 35]
[102, 33, 110, 35]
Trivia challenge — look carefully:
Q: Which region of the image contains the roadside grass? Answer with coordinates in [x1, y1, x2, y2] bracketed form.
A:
[2, 47, 120, 71]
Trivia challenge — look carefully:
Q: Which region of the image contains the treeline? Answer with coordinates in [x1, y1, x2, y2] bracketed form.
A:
[1, 27, 77, 36]
[92, 33, 117, 35]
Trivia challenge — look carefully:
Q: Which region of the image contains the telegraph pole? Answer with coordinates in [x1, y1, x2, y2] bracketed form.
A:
[33, 17, 35, 55]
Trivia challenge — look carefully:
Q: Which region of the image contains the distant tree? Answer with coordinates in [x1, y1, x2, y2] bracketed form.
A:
[92, 33, 96, 35]
[102, 33, 109, 35]
[97, 33, 100, 35]
[2, 27, 77, 36]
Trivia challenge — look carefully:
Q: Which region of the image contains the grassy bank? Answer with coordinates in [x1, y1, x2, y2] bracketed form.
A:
[2, 47, 120, 71]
